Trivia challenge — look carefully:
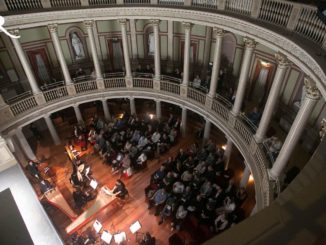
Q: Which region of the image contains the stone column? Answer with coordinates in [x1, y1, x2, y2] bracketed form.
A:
[151, 20, 161, 80]
[269, 78, 320, 179]
[167, 20, 174, 72]
[48, 24, 72, 85]
[203, 119, 211, 142]
[130, 97, 136, 115]
[224, 138, 233, 170]
[84, 20, 103, 80]
[15, 128, 36, 160]
[44, 114, 61, 145]
[10, 30, 40, 94]
[202, 27, 212, 78]
[102, 99, 111, 122]
[130, 19, 138, 61]
[181, 107, 187, 137]
[232, 37, 257, 116]
[255, 53, 290, 143]
[240, 165, 251, 188]
[73, 104, 83, 124]
[182, 22, 193, 86]
[119, 19, 132, 78]
[155, 100, 161, 121]
[208, 28, 224, 98]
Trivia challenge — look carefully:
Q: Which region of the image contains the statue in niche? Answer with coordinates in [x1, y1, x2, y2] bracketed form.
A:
[148, 32, 155, 56]
[70, 32, 85, 60]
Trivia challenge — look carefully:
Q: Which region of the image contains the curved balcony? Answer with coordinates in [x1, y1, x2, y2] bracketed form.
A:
[0, 76, 274, 210]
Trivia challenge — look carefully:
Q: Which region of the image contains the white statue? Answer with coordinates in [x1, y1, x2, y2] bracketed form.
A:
[71, 33, 85, 60]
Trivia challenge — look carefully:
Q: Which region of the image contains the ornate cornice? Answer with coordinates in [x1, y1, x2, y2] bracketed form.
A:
[275, 52, 290, 68]
[304, 77, 320, 100]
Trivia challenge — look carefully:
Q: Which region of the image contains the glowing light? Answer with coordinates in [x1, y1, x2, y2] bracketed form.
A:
[222, 144, 227, 150]
[260, 60, 271, 67]
[116, 113, 124, 119]
[149, 113, 154, 120]
[249, 174, 254, 182]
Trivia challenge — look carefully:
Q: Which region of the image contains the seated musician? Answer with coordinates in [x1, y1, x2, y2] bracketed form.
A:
[40, 179, 54, 194]
[106, 179, 128, 199]
[27, 160, 40, 179]
[139, 232, 156, 245]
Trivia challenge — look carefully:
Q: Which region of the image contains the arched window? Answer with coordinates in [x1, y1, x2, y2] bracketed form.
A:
[222, 33, 236, 64]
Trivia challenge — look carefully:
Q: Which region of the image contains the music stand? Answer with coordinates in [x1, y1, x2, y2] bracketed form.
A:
[129, 221, 141, 234]
[101, 230, 113, 244]
[93, 220, 102, 233]
[114, 232, 126, 244]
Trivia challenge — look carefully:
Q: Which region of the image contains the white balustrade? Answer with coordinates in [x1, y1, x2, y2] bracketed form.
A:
[74, 80, 98, 93]
[234, 117, 252, 145]
[211, 99, 229, 121]
[124, 0, 150, 4]
[50, 0, 81, 7]
[192, 0, 218, 9]
[225, 0, 252, 15]
[6, 91, 33, 104]
[160, 75, 181, 84]
[259, 0, 293, 27]
[132, 78, 153, 88]
[159, 0, 184, 5]
[10, 96, 38, 116]
[160, 80, 180, 94]
[43, 86, 69, 102]
[295, 6, 326, 46]
[104, 78, 126, 88]
[187, 87, 206, 105]
[89, 0, 116, 5]
[5, 0, 43, 11]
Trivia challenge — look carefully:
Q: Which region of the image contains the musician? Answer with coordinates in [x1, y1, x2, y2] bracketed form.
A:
[27, 160, 40, 179]
[107, 179, 128, 199]
[139, 232, 155, 245]
[40, 179, 54, 194]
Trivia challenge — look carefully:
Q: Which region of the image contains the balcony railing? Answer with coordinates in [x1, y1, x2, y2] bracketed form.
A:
[0, 76, 275, 209]
[1, 0, 324, 50]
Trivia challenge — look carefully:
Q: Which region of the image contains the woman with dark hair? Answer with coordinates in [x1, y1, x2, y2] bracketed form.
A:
[108, 179, 128, 199]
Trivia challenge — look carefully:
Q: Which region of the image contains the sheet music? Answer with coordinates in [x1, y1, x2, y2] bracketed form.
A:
[101, 231, 113, 244]
[129, 221, 141, 234]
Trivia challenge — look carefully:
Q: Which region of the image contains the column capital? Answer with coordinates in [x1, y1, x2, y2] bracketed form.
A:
[83, 20, 94, 29]
[48, 24, 58, 33]
[119, 19, 128, 25]
[9, 29, 20, 36]
[243, 37, 257, 49]
[275, 52, 290, 67]
[182, 22, 193, 30]
[213, 27, 225, 37]
[150, 19, 160, 26]
[320, 118, 326, 140]
[304, 77, 320, 100]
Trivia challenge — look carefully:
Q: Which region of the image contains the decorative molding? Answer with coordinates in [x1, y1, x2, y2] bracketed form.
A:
[150, 19, 160, 26]
[48, 24, 58, 33]
[118, 19, 128, 25]
[320, 118, 326, 140]
[182, 22, 193, 30]
[213, 27, 225, 37]
[243, 37, 257, 49]
[304, 77, 320, 100]
[83, 20, 94, 29]
[275, 52, 290, 68]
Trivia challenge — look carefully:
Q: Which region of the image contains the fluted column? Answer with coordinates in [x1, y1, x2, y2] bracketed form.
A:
[44, 114, 60, 145]
[73, 104, 83, 124]
[156, 100, 161, 121]
[130, 97, 136, 115]
[269, 78, 320, 179]
[167, 20, 174, 71]
[151, 20, 161, 80]
[203, 119, 211, 141]
[48, 24, 72, 85]
[84, 20, 102, 80]
[224, 138, 233, 170]
[232, 37, 257, 115]
[10, 29, 40, 94]
[202, 27, 212, 78]
[240, 165, 251, 188]
[208, 28, 224, 98]
[102, 99, 111, 121]
[181, 107, 187, 137]
[119, 19, 132, 78]
[16, 128, 36, 160]
[255, 53, 290, 143]
[130, 19, 138, 60]
[182, 22, 193, 86]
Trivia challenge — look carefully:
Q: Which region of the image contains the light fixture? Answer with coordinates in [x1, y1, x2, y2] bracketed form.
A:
[260, 60, 271, 67]
[249, 174, 254, 182]
[222, 144, 227, 150]
[116, 113, 124, 119]
[149, 113, 154, 120]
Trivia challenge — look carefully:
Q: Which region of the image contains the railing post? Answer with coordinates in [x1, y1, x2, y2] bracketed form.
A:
[117, 0, 124, 4]
[184, 0, 192, 6]
[126, 77, 133, 89]
[67, 84, 77, 95]
[151, 0, 158, 4]
[205, 95, 213, 110]
[0, 1, 8, 11]
[41, 0, 52, 8]
[96, 79, 105, 90]
[153, 79, 160, 91]
[80, 0, 89, 6]
[34, 93, 46, 106]
[251, 0, 262, 18]
[286, 4, 302, 31]
[180, 84, 188, 98]
[228, 112, 236, 128]
[218, 0, 226, 10]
